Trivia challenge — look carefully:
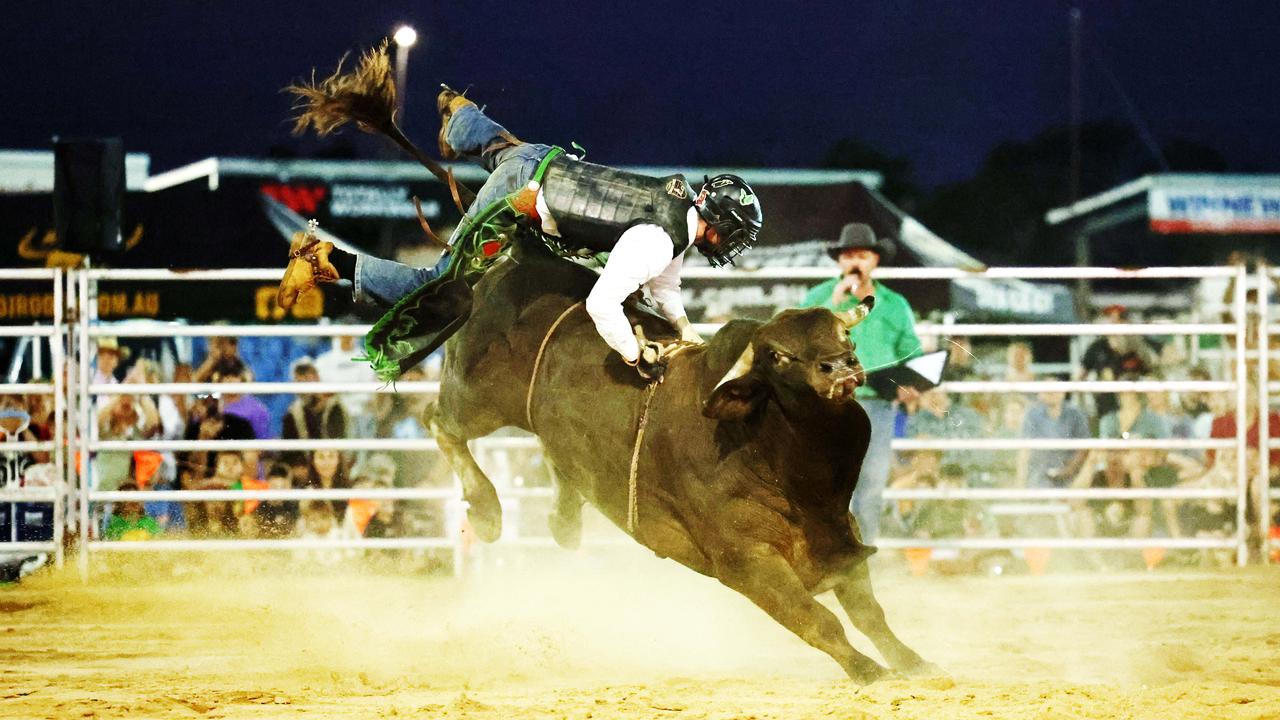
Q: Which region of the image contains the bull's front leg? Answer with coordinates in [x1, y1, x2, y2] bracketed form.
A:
[428, 416, 503, 543]
[833, 561, 939, 676]
[713, 545, 889, 683]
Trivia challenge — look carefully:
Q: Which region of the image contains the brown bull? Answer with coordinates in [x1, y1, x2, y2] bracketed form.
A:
[427, 241, 935, 682]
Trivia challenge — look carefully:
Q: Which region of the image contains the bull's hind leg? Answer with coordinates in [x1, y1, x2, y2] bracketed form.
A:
[425, 404, 503, 543]
[546, 464, 584, 550]
[833, 562, 938, 675]
[715, 546, 889, 684]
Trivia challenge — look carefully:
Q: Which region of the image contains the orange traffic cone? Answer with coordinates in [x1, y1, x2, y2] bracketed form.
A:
[1142, 546, 1166, 570]
[903, 547, 932, 576]
[1024, 547, 1051, 575]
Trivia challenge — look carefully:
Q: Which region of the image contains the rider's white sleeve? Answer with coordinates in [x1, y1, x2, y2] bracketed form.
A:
[585, 225, 676, 363]
[646, 251, 687, 327]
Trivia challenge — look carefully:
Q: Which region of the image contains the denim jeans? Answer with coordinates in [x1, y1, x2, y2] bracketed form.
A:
[355, 105, 554, 306]
[852, 397, 896, 544]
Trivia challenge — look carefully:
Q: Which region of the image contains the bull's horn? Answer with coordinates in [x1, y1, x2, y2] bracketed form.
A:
[837, 295, 875, 330]
[713, 343, 755, 390]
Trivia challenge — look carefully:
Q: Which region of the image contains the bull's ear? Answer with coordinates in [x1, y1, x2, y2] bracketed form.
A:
[702, 344, 767, 420]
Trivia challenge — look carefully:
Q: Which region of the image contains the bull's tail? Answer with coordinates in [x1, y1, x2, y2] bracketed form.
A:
[283, 41, 476, 206]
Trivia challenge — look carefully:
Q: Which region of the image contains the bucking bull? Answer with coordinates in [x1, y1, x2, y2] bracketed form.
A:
[426, 240, 936, 682]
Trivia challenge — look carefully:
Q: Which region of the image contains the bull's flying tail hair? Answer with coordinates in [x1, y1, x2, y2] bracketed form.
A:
[283, 41, 477, 206]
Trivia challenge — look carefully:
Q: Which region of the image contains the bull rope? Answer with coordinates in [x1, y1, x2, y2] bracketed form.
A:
[524, 301, 669, 536]
[627, 381, 659, 534]
[525, 301, 585, 430]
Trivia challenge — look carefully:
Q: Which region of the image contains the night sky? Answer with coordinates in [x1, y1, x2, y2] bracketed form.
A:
[5, 1, 1278, 188]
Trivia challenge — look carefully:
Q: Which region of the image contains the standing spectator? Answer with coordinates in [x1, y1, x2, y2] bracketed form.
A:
[178, 391, 254, 531]
[94, 362, 160, 493]
[314, 333, 377, 439]
[1080, 305, 1156, 420]
[214, 356, 272, 442]
[799, 222, 920, 543]
[92, 337, 127, 386]
[1017, 387, 1090, 488]
[193, 335, 240, 383]
[281, 357, 348, 468]
[373, 365, 434, 488]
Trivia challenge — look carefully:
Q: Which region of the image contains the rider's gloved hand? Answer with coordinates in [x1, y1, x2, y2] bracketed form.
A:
[627, 326, 670, 382]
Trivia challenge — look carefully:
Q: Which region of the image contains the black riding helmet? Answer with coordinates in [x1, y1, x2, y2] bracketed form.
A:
[693, 174, 763, 267]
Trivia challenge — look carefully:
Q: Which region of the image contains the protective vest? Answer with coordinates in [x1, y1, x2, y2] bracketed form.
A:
[540, 156, 693, 257]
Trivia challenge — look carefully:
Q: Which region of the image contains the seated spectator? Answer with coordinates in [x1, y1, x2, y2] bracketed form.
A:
[1017, 386, 1090, 489]
[343, 454, 399, 538]
[1098, 381, 1170, 441]
[281, 357, 348, 469]
[906, 388, 983, 476]
[973, 396, 1026, 487]
[1004, 341, 1034, 383]
[178, 390, 254, 494]
[885, 450, 974, 540]
[1176, 447, 1243, 558]
[296, 500, 348, 566]
[183, 449, 246, 537]
[1072, 452, 1154, 542]
[242, 462, 298, 538]
[104, 482, 163, 541]
[297, 447, 351, 518]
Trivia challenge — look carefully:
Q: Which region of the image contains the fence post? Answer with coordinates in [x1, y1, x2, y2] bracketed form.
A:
[77, 269, 92, 582]
[52, 269, 65, 569]
[1233, 262, 1249, 566]
[1259, 262, 1272, 565]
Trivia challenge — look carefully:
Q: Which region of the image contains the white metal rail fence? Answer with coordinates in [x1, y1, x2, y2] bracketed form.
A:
[0, 268, 66, 567]
[3, 264, 1274, 571]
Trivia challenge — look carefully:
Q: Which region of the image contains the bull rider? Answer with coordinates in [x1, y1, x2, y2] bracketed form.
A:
[279, 81, 763, 383]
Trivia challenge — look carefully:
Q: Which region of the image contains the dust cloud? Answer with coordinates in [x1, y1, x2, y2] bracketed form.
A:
[3, 544, 1279, 719]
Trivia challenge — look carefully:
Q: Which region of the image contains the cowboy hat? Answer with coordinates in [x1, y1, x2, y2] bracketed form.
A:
[825, 222, 897, 262]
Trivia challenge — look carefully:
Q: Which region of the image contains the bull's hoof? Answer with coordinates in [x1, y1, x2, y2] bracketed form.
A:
[548, 510, 582, 550]
[846, 660, 893, 685]
[465, 487, 503, 543]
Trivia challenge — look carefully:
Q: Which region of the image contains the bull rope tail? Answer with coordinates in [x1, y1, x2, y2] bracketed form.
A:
[526, 301, 585, 430]
[627, 381, 659, 534]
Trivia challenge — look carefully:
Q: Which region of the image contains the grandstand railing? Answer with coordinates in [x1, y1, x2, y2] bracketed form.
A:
[6, 264, 1272, 572]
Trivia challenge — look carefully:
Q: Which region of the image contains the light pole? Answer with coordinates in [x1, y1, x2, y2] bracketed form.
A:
[392, 25, 418, 128]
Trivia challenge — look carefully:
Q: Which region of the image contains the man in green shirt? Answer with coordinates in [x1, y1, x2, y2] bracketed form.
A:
[799, 223, 922, 543]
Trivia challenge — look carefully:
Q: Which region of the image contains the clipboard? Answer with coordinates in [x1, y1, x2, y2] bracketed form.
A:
[864, 350, 949, 401]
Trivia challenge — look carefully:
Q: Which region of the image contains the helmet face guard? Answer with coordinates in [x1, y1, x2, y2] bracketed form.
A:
[693, 174, 763, 267]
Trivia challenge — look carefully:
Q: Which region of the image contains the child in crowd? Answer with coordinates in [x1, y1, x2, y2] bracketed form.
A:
[104, 482, 162, 541]
[297, 500, 348, 565]
[241, 463, 299, 538]
[343, 453, 398, 538]
[185, 449, 246, 536]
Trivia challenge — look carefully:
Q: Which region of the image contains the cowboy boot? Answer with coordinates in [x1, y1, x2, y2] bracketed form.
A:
[437, 84, 522, 160]
[437, 85, 475, 160]
[277, 231, 339, 310]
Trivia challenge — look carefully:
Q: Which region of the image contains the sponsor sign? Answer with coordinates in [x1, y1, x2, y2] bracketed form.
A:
[1149, 183, 1280, 234]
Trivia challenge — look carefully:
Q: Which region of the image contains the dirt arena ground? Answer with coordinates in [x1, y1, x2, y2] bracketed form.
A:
[2, 547, 1278, 719]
